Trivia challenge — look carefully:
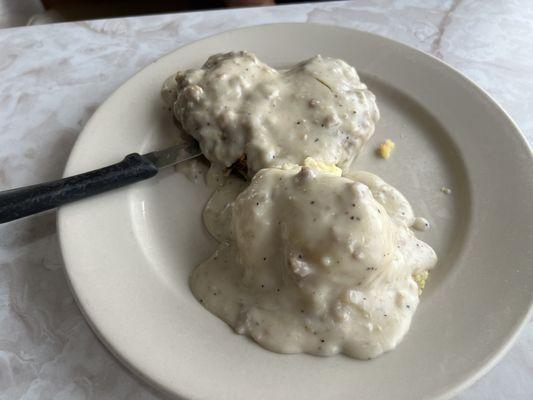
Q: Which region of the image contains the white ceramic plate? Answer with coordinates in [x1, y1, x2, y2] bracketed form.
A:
[58, 23, 533, 400]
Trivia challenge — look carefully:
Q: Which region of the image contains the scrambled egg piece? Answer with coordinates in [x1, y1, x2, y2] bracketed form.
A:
[281, 158, 342, 176]
[303, 157, 342, 176]
[378, 139, 395, 159]
[412, 270, 429, 295]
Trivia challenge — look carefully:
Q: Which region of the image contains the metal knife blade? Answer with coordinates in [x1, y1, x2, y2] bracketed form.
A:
[143, 141, 202, 169]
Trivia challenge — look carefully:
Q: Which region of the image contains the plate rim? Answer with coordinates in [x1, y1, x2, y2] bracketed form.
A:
[57, 22, 533, 400]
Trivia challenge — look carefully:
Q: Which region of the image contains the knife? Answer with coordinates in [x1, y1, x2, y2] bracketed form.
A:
[0, 141, 202, 224]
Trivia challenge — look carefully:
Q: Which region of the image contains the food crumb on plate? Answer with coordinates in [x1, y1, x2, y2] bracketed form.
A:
[377, 139, 395, 159]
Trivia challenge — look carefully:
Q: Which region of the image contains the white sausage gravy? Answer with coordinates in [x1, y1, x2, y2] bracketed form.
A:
[163, 52, 436, 359]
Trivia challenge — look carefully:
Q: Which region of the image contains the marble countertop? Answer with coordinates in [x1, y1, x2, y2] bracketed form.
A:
[0, 1, 531, 399]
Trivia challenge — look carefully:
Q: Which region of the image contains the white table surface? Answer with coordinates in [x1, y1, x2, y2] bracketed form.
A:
[0, 1, 531, 399]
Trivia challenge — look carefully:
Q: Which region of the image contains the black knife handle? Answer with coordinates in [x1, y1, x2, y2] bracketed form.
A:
[0, 153, 158, 224]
